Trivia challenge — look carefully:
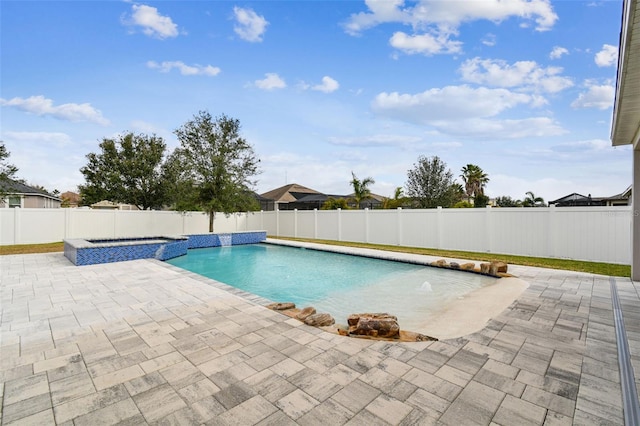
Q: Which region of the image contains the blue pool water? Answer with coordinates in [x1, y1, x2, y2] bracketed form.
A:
[167, 244, 497, 332]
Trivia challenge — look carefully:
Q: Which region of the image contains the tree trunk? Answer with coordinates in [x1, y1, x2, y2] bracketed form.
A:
[208, 211, 214, 232]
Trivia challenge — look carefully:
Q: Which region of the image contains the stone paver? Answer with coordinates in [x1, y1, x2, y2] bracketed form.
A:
[1, 246, 638, 425]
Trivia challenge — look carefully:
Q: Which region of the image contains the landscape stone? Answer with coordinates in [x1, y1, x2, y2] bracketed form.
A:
[296, 307, 317, 321]
[348, 313, 400, 339]
[266, 302, 296, 311]
[304, 313, 335, 327]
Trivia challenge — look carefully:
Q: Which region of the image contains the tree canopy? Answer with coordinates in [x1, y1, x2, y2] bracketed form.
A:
[522, 191, 546, 207]
[172, 111, 260, 231]
[79, 133, 171, 210]
[349, 172, 375, 209]
[495, 196, 522, 207]
[460, 164, 489, 202]
[405, 155, 457, 208]
[0, 141, 18, 197]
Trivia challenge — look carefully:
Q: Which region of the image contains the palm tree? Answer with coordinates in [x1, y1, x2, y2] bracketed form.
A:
[460, 164, 489, 202]
[522, 191, 545, 207]
[382, 187, 405, 209]
[350, 172, 375, 209]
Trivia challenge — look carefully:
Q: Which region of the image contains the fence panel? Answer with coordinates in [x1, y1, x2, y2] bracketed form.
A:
[316, 210, 339, 241]
[341, 210, 366, 242]
[0, 206, 632, 264]
[296, 211, 316, 239]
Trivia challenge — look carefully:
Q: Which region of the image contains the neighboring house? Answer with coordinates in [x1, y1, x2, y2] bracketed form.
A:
[90, 200, 139, 210]
[548, 187, 632, 207]
[0, 178, 61, 208]
[260, 183, 384, 210]
[60, 191, 81, 208]
[260, 183, 325, 210]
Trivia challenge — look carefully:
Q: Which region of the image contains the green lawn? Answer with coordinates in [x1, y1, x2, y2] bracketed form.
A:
[271, 237, 631, 278]
[0, 238, 631, 278]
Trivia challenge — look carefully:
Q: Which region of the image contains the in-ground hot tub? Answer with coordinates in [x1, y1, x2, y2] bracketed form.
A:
[64, 231, 267, 266]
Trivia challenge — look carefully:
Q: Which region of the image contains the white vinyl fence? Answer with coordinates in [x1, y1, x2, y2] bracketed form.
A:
[0, 208, 257, 245]
[0, 206, 632, 264]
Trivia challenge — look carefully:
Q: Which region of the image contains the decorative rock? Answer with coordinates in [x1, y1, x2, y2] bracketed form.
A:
[449, 262, 460, 269]
[415, 333, 438, 342]
[480, 263, 491, 274]
[266, 302, 296, 311]
[304, 313, 335, 327]
[348, 313, 400, 338]
[460, 263, 475, 271]
[491, 261, 508, 274]
[296, 306, 317, 321]
[430, 259, 448, 267]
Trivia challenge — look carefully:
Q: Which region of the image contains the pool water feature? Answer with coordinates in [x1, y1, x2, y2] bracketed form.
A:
[166, 243, 498, 333]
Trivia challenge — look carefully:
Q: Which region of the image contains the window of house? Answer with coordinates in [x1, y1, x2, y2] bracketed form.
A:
[8, 196, 21, 208]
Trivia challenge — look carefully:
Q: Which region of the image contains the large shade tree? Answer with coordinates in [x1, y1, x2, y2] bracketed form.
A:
[350, 172, 375, 209]
[172, 111, 260, 231]
[0, 141, 18, 197]
[405, 155, 457, 208]
[79, 133, 171, 209]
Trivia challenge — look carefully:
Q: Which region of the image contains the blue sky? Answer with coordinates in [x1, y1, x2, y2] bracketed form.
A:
[1, 0, 629, 203]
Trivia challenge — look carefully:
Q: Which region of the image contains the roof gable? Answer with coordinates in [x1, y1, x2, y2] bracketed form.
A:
[260, 183, 322, 202]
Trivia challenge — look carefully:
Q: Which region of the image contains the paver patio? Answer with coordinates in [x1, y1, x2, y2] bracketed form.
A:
[1, 244, 638, 425]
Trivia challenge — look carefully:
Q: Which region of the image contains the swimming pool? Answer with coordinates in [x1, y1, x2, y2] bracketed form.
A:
[166, 243, 498, 333]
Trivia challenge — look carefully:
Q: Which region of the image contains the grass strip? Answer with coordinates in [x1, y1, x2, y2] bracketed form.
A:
[272, 237, 631, 278]
[0, 242, 64, 255]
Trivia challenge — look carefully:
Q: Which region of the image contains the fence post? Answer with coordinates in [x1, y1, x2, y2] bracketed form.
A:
[365, 208, 370, 244]
[276, 208, 280, 237]
[397, 207, 402, 246]
[547, 205, 556, 258]
[13, 207, 21, 245]
[314, 209, 318, 239]
[485, 205, 493, 253]
[337, 208, 342, 241]
[436, 206, 443, 249]
[294, 209, 298, 238]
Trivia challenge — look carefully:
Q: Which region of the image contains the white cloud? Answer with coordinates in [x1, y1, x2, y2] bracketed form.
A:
[312, 76, 340, 93]
[594, 44, 618, 67]
[344, 0, 558, 37]
[549, 46, 568, 59]
[372, 85, 536, 122]
[571, 80, 615, 110]
[233, 7, 269, 42]
[0, 95, 110, 125]
[389, 31, 462, 55]
[254, 73, 286, 90]
[147, 60, 221, 76]
[328, 134, 422, 147]
[481, 33, 496, 47]
[125, 4, 179, 39]
[431, 117, 567, 139]
[459, 57, 573, 93]
[3, 131, 72, 147]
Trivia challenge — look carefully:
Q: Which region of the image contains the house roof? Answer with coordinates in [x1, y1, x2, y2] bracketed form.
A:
[260, 183, 322, 203]
[0, 178, 61, 201]
[61, 191, 81, 203]
[605, 185, 632, 200]
[611, 0, 640, 148]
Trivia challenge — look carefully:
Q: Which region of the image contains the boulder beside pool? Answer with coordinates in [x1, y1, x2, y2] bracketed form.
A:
[348, 313, 400, 339]
[304, 313, 335, 327]
[296, 306, 317, 321]
[266, 302, 296, 310]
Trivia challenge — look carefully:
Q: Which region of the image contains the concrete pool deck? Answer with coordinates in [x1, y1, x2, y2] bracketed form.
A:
[1, 245, 639, 425]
